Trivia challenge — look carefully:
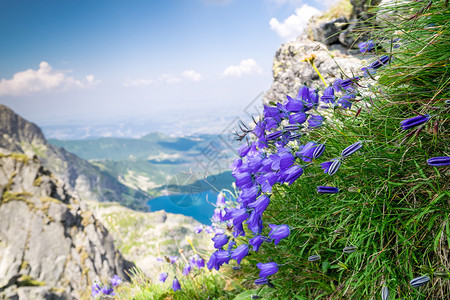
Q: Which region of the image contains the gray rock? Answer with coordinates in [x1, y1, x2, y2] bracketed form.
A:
[350, 0, 382, 21]
[338, 20, 371, 48]
[263, 37, 362, 105]
[312, 17, 348, 45]
[0, 152, 134, 299]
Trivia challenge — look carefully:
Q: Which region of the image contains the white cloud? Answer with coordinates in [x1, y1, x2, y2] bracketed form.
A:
[0, 61, 95, 96]
[159, 74, 182, 84]
[182, 70, 205, 81]
[123, 78, 156, 87]
[270, 4, 320, 41]
[222, 59, 263, 77]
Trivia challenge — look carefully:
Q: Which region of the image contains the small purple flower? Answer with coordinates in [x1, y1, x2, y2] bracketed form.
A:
[328, 160, 341, 176]
[400, 114, 430, 130]
[195, 225, 203, 234]
[91, 283, 101, 297]
[317, 186, 339, 194]
[337, 94, 355, 109]
[257, 262, 279, 278]
[341, 141, 362, 158]
[321, 86, 335, 103]
[159, 272, 168, 282]
[367, 55, 390, 69]
[283, 165, 304, 185]
[212, 233, 229, 249]
[172, 278, 181, 291]
[169, 256, 178, 264]
[100, 286, 115, 296]
[182, 264, 192, 275]
[427, 156, 450, 166]
[268, 224, 290, 245]
[248, 195, 270, 215]
[308, 115, 324, 128]
[110, 275, 121, 287]
[358, 40, 375, 53]
[320, 161, 333, 173]
[231, 244, 249, 264]
[249, 235, 264, 252]
[205, 226, 213, 233]
[216, 193, 226, 207]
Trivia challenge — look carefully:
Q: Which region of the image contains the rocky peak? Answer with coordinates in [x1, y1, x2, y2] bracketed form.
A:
[0, 150, 134, 299]
[0, 105, 46, 153]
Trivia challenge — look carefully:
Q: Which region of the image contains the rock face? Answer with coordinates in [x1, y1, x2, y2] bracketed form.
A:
[263, 36, 363, 105]
[0, 151, 134, 299]
[86, 200, 212, 277]
[0, 105, 149, 211]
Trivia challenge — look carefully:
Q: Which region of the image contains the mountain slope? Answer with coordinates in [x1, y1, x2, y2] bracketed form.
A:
[0, 151, 134, 299]
[0, 105, 149, 210]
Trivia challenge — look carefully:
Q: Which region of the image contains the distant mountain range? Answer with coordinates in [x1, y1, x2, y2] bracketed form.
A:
[48, 132, 236, 198]
[0, 104, 149, 210]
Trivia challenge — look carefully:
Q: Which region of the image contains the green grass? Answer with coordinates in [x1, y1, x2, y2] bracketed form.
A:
[116, 1, 449, 299]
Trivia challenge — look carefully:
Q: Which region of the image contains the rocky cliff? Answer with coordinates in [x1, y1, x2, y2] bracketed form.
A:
[0, 151, 134, 299]
[0, 105, 149, 211]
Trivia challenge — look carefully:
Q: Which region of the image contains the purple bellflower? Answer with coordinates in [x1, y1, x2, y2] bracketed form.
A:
[159, 272, 168, 283]
[317, 186, 339, 194]
[257, 262, 279, 278]
[358, 40, 375, 53]
[91, 283, 101, 297]
[100, 286, 115, 296]
[172, 278, 181, 291]
[231, 244, 250, 264]
[268, 224, 290, 245]
[110, 275, 122, 287]
[341, 141, 362, 158]
[212, 233, 229, 249]
[308, 115, 324, 128]
[427, 156, 450, 166]
[400, 114, 430, 130]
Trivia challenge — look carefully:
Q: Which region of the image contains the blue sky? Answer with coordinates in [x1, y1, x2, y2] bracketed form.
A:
[0, 0, 335, 134]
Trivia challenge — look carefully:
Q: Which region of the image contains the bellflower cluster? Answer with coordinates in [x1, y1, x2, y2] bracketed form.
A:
[91, 275, 121, 298]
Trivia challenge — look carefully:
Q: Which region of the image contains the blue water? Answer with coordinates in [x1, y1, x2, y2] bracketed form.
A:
[147, 190, 217, 224]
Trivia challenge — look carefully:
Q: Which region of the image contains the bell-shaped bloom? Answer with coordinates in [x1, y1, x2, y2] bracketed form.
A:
[172, 278, 181, 291]
[182, 264, 192, 276]
[337, 94, 355, 109]
[297, 141, 318, 162]
[205, 226, 213, 233]
[110, 275, 122, 287]
[101, 286, 115, 296]
[248, 195, 270, 215]
[91, 283, 101, 297]
[400, 114, 430, 130]
[427, 156, 450, 166]
[289, 112, 307, 124]
[308, 115, 324, 128]
[249, 235, 264, 252]
[263, 105, 280, 118]
[169, 256, 178, 264]
[358, 40, 375, 53]
[231, 244, 249, 265]
[320, 161, 333, 173]
[232, 208, 250, 228]
[216, 193, 226, 207]
[212, 233, 229, 249]
[321, 86, 335, 103]
[268, 224, 290, 245]
[190, 254, 205, 269]
[285, 95, 303, 112]
[257, 262, 279, 278]
[341, 141, 362, 158]
[238, 144, 251, 157]
[234, 172, 253, 188]
[317, 186, 339, 194]
[283, 165, 304, 185]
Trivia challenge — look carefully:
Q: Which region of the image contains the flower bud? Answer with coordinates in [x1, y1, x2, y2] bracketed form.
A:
[328, 160, 341, 175]
[341, 141, 362, 158]
[343, 246, 357, 253]
[308, 255, 321, 262]
[410, 275, 430, 288]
